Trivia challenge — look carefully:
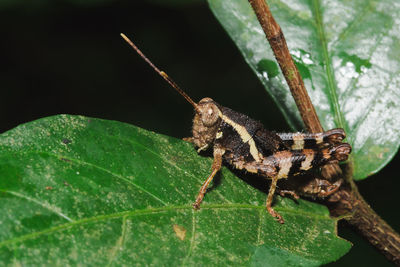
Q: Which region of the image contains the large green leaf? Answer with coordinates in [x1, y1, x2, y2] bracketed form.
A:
[208, 0, 400, 180]
[0, 115, 349, 265]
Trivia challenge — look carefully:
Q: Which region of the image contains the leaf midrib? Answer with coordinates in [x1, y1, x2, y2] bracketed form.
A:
[0, 203, 334, 248]
[312, 0, 348, 134]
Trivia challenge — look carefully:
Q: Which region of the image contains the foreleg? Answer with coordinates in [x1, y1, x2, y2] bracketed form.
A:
[193, 147, 224, 209]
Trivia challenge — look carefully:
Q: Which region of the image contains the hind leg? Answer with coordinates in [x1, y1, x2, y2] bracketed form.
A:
[266, 175, 284, 224]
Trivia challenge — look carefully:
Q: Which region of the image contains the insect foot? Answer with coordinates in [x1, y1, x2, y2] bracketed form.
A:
[193, 201, 201, 210]
[267, 205, 284, 224]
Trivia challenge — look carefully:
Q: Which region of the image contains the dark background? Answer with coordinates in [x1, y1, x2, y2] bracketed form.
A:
[1, 1, 398, 266]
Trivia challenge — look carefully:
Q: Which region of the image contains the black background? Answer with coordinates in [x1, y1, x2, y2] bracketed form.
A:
[1, 1, 399, 266]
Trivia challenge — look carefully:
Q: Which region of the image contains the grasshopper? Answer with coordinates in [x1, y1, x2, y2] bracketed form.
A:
[121, 33, 351, 223]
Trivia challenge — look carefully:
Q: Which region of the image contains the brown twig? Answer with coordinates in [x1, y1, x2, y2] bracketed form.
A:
[248, 0, 400, 264]
[247, 0, 322, 133]
[329, 174, 400, 265]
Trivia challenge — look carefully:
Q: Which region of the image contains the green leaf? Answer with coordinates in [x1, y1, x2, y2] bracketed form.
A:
[207, 0, 400, 180]
[0, 115, 349, 266]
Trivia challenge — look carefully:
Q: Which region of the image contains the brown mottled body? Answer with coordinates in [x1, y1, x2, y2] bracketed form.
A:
[190, 98, 351, 223]
[226, 145, 350, 179]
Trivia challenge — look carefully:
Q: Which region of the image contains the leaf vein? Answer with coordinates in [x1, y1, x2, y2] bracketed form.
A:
[107, 215, 128, 267]
[0, 189, 73, 222]
[182, 209, 196, 266]
[0, 203, 332, 248]
[332, 3, 372, 46]
[339, 19, 391, 103]
[256, 208, 263, 246]
[0, 150, 168, 206]
[94, 130, 232, 205]
[312, 0, 347, 132]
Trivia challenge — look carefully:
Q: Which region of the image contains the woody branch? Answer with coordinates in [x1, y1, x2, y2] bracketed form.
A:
[247, 0, 400, 264]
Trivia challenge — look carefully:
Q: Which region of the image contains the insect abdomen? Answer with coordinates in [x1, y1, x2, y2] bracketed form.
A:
[227, 143, 351, 179]
[268, 143, 351, 178]
[277, 128, 346, 150]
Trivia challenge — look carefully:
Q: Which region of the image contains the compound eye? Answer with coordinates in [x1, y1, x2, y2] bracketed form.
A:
[200, 103, 219, 127]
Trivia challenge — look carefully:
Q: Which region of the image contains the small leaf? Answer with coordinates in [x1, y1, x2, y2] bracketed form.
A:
[0, 115, 350, 265]
[208, 0, 400, 180]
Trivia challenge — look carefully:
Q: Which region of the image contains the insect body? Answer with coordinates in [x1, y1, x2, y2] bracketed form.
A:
[121, 33, 351, 223]
[189, 98, 350, 223]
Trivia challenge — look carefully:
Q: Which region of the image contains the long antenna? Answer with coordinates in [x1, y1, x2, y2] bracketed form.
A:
[120, 33, 198, 110]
